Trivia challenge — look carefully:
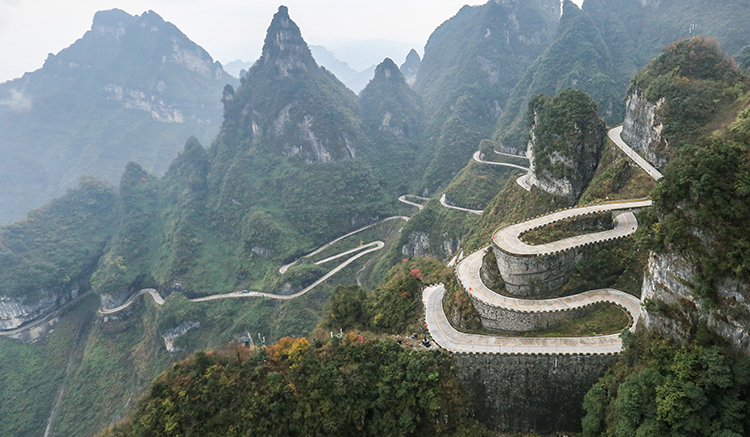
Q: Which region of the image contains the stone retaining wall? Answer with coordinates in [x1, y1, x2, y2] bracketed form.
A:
[454, 353, 618, 433]
[492, 246, 583, 297]
[469, 296, 604, 332]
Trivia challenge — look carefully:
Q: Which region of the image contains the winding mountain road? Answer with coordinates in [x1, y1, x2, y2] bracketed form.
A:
[99, 241, 386, 314]
[423, 126, 656, 354]
[98, 289, 164, 315]
[279, 216, 408, 274]
[472, 151, 529, 171]
[608, 126, 663, 181]
[457, 248, 640, 320]
[492, 199, 652, 256]
[424, 283, 630, 354]
[439, 194, 483, 215]
[97, 216, 411, 315]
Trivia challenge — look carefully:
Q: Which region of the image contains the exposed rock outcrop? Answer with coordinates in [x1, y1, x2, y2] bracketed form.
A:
[526, 89, 606, 204]
[622, 87, 668, 171]
[642, 252, 750, 352]
[0, 286, 81, 331]
[161, 320, 201, 353]
[401, 232, 430, 258]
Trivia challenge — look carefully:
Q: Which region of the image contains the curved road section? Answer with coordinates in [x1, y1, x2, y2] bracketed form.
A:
[492, 199, 652, 256]
[472, 151, 529, 171]
[457, 248, 640, 320]
[398, 195, 428, 210]
[608, 126, 663, 181]
[422, 127, 659, 354]
[424, 283, 629, 354]
[439, 194, 483, 215]
[279, 216, 408, 274]
[99, 241, 384, 314]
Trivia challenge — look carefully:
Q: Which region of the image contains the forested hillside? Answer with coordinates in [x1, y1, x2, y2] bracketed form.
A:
[496, 0, 750, 152]
[581, 38, 750, 436]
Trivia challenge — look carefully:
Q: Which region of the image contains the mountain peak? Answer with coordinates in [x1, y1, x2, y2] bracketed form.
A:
[400, 49, 421, 86]
[374, 58, 401, 79]
[259, 6, 315, 76]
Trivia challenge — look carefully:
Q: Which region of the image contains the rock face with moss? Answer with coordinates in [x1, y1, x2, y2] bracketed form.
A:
[526, 89, 606, 203]
[639, 94, 750, 355]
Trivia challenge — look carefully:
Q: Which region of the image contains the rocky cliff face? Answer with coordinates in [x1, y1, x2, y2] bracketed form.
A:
[622, 87, 668, 171]
[642, 252, 750, 352]
[0, 285, 81, 331]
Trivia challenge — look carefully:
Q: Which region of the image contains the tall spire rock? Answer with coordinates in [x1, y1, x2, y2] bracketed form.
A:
[258, 6, 317, 77]
[218, 6, 363, 164]
[359, 58, 423, 194]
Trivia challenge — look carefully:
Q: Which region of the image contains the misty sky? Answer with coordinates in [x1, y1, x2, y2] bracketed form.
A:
[0, 0, 583, 83]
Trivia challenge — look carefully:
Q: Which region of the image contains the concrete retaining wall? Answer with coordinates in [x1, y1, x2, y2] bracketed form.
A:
[454, 353, 618, 433]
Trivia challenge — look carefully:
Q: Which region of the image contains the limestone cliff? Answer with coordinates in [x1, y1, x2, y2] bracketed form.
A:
[641, 252, 750, 352]
[634, 39, 750, 353]
[621, 87, 667, 170]
[620, 37, 745, 171]
[526, 89, 606, 204]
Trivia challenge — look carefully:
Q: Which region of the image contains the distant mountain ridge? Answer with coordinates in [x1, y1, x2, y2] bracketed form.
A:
[0, 8, 236, 224]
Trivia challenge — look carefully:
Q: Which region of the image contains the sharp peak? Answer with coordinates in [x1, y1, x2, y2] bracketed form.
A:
[259, 6, 315, 72]
[378, 58, 399, 69]
[373, 58, 405, 81]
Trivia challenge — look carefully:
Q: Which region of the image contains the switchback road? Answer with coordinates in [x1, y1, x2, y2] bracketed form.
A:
[422, 126, 655, 354]
[492, 199, 652, 256]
